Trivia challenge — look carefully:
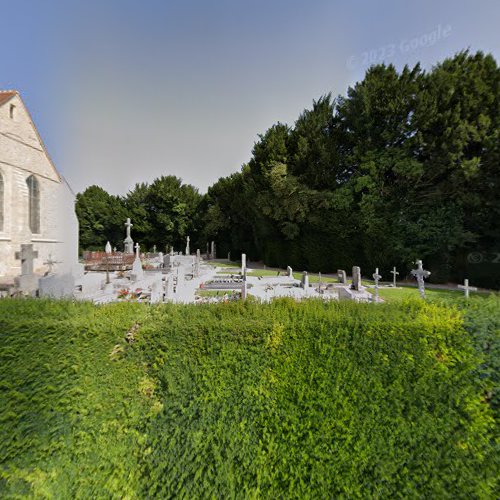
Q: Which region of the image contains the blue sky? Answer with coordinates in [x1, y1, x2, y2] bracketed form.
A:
[1, 0, 498, 194]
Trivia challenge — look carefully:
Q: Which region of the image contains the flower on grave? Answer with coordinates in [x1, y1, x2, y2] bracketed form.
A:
[117, 288, 130, 299]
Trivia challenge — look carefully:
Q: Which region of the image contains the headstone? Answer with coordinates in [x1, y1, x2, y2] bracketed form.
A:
[211, 241, 216, 259]
[241, 253, 247, 275]
[14, 244, 39, 295]
[458, 278, 477, 299]
[301, 271, 309, 289]
[177, 266, 185, 289]
[105, 241, 112, 254]
[153, 245, 157, 254]
[337, 269, 347, 284]
[411, 260, 431, 299]
[185, 236, 190, 256]
[227, 251, 231, 261]
[241, 279, 248, 301]
[39, 273, 75, 299]
[317, 272, 323, 294]
[163, 253, 171, 269]
[390, 266, 399, 287]
[150, 279, 163, 304]
[164, 275, 174, 299]
[131, 243, 144, 282]
[372, 267, 382, 302]
[124, 218, 134, 254]
[195, 249, 201, 277]
[287, 266, 293, 278]
[351, 266, 361, 291]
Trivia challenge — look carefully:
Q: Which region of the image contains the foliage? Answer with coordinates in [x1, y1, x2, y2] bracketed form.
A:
[0, 297, 498, 497]
[202, 51, 499, 287]
[76, 176, 202, 253]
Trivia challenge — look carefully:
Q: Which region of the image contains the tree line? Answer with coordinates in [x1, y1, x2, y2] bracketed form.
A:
[76, 51, 499, 287]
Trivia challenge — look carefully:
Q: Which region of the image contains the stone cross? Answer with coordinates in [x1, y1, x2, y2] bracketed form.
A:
[317, 272, 323, 294]
[195, 249, 201, 277]
[411, 260, 431, 299]
[458, 278, 477, 299]
[43, 254, 60, 275]
[351, 266, 361, 291]
[185, 236, 190, 256]
[390, 266, 399, 287]
[124, 218, 134, 254]
[135, 242, 140, 259]
[125, 218, 132, 237]
[15, 244, 38, 275]
[372, 267, 382, 302]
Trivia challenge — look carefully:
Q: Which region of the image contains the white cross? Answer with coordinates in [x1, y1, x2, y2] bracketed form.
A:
[411, 260, 431, 299]
[125, 218, 133, 237]
[15, 244, 38, 275]
[135, 242, 140, 258]
[458, 278, 477, 299]
[372, 267, 382, 302]
[390, 266, 399, 287]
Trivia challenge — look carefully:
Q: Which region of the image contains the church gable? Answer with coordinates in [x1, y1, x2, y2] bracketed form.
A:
[0, 91, 61, 183]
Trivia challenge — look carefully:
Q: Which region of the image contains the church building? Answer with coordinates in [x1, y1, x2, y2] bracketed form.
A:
[0, 90, 79, 279]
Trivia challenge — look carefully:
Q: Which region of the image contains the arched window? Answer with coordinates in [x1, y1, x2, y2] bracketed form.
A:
[26, 175, 40, 233]
[0, 171, 3, 232]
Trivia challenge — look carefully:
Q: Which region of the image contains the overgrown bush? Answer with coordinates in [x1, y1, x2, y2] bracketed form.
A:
[0, 298, 497, 498]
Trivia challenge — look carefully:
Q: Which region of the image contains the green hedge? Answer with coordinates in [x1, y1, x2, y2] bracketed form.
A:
[0, 298, 497, 498]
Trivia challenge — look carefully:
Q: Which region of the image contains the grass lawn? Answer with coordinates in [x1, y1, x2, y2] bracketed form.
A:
[376, 286, 493, 303]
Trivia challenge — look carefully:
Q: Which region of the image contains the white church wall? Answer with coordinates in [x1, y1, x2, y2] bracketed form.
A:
[0, 92, 79, 278]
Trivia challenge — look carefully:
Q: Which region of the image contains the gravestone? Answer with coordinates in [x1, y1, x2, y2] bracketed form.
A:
[241, 253, 247, 275]
[337, 269, 347, 284]
[164, 275, 174, 299]
[176, 266, 186, 292]
[131, 243, 144, 282]
[150, 279, 163, 304]
[124, 218, 134, 254]
[105, 241, 112, 254]
[241, 276, 248, 301]
[458, 278, 477, 299]
[39, 273, 75, 299]
[351, 266, 361, 291]
[195, 249, 201, 277]
[163, 254, 171, 269]
[372, 267, 382, 302]
[301, 271, 309, 289]
[287, 266, 293, 278]
[211, 241, 216, 260]
[411, 260, 431, 299]
[185, 236, 190, 256]
[14, 244, 39, 295]
[390, 266, 399, 287]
